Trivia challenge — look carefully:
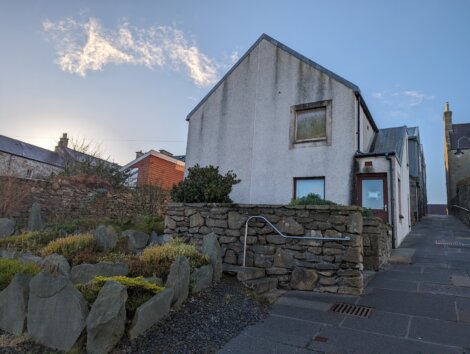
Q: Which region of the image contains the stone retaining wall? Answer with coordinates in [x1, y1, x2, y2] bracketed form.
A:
[454, 179, 470, 227]
[363, 217, 392, 271]
[0, 176, 152, 225]
[165, 203, 364, 295]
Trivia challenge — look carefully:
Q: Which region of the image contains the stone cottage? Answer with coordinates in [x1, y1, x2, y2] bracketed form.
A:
[184, 34, 426, 247]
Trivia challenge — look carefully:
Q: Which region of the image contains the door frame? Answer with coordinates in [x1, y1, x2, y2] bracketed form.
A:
[357, 173, 389, 222]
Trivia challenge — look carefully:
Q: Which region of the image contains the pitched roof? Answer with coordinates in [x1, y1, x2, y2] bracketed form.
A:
[186, 33, 377, 131]
[370, 126, 408, 164]
[406, 127, 419, 140]
[120, 149, 185, 171]
[0, 135, 64, 167]
[450, 123, 470, 150]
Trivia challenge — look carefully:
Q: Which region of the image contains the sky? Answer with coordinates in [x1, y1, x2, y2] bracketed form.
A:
[1, 0, 469, 204]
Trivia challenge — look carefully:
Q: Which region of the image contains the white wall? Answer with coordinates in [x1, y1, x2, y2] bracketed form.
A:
[186, 39, 358, 205]
[360, 106, 376, 152]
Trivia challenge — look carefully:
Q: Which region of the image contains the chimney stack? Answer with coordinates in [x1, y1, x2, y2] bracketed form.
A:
[136, 150, 144, 159]
[444, 101, 453, 135]
[159, 149, 173, 157]
[58, 133, 69, 148]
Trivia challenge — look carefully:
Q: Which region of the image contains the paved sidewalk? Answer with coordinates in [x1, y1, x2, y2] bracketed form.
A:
[220, 215, 470, 354]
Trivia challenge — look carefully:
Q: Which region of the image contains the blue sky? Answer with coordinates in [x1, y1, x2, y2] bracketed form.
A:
[1, 0, 469, 203]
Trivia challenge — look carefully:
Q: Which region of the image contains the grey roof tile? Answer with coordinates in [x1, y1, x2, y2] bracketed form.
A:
[370, 126, 407, 163]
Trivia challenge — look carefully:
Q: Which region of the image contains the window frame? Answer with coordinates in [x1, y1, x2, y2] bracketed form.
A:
[289, 100, 332, 149]
[293, 176, 326, 200]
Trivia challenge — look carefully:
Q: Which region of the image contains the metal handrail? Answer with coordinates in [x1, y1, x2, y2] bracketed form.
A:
[452, 205, 470, 212]
[242, 215, 351, 267]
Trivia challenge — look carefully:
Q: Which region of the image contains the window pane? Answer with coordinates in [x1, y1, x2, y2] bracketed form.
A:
[296, 108, 326, 141]
[296, 179, 324, 199]
[362, 179, 384, 209]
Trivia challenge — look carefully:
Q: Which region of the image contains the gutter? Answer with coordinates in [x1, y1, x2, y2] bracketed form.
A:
[355, 152, 396, 158]
[386, 153, 396, 248]
[356, 94, 361, 153]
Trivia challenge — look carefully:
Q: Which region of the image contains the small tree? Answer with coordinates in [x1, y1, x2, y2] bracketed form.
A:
[290, 193, 337, 206]
[170, 165, 240, 203]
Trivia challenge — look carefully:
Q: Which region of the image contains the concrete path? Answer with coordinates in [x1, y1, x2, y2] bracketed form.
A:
[220, 215, 470, 354]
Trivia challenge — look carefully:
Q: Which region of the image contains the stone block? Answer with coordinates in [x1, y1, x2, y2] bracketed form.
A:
[0, 273, 31, 335]
[86, 281, 127, 354]
[128, 288, 173, 340]
[71, 262, 129, 284]
[190, 265, 213, 294]
[43, 253, 71, 276]
[202, 233, 223, 281]
[254, 254, 273, 268]
[28, 272, 88, 351]
[290, 268, 318, 290]
[165, 256, 190, 308]
[0, 218, 15, 238]
[189, 213, 205, 228]
[276, 217, 304, 235]
[94, 225, 118, 252]
[266, 234, 286, 245]
[273, 248, 295, 268]
[28, 202, 43, 231]
[123, 230, 149, 252]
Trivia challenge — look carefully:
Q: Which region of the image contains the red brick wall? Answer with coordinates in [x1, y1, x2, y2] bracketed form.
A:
[133, 155, 184, 190]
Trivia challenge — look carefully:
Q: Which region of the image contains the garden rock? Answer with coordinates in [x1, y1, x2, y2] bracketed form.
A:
[71, 262, 129, 284]
[123, 230, 149, 252]
[0, 218, 15, 238]
[43, 253, 70, 276]
[290, 268, 318, 290]
[87, 281, 127, 354]
[149, 231, 162, 246]
[19, 253, 44, 266]
[94, 225, 118, 252]
[28, 271, 88, 351]
[165, 256, 190, 308]
[27, 202, 43, 231]
[0, 249, 16, 259]
[191, 265, 213, 294]
[0, 273, 31, 335]
[128, 288, 174, 340]
[202, 233, 222, 281]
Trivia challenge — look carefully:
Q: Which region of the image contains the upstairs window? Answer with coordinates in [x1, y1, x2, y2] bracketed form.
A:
[294, 177, 325, 199]
[295, 107, 326, 142]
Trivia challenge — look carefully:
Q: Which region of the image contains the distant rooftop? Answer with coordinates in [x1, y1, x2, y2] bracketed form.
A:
[370, 126, 408, 163]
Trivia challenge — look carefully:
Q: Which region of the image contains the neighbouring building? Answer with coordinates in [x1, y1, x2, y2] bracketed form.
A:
[0, 133, 118, 180]
[407, 127, 427, 224]
[121, 149, 185, 189]
[184, 34, 427, 247]
[444, 102, 470, 208]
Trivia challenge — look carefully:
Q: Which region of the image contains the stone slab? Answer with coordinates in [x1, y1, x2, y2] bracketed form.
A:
[307, 326, 461, 354]
[389, 248, 415, 264]
[419, 282, 470, 298]
[358, 288, 457, 321]
[275, 297, 332, 312]
[368, 277, 419, 292]
[450, 275, 470, 287]
[342, 310, 410, 337]
[271, 303, 344, 326]
[456, 297, 470, 323]
[409, 316, 470, 348]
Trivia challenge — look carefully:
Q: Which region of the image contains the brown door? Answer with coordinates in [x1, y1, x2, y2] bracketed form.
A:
[357, 174, 388, 222]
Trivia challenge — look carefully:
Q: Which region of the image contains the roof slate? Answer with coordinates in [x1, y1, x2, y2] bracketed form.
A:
[0, 135, 64, 167]
[450, 123, 470, 150]
[370, 126, 407, 163]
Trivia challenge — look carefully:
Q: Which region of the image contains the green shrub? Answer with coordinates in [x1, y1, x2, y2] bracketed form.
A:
[129, 215, 165, 235]
[141, 240, 209, 268]
[0, 258, 40, 290]
[0, 231, 63, 253]
[170, 164, 240, 203]
[362, 207, 374, 217]
[76, 276, 163, 315]
[41, 234, 98, 260]
[290, 193, 337, 206]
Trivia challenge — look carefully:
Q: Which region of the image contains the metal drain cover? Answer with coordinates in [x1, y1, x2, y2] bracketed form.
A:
[330, 303, 373, 318]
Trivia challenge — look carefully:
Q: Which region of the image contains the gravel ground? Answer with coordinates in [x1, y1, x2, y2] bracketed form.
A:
[0, 275, 269, 354]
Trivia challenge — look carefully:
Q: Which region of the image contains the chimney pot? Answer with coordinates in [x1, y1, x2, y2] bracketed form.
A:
[136, 150, 144, 159]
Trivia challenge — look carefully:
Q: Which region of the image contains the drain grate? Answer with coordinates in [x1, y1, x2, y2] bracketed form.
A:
[330, 303, 373, 318]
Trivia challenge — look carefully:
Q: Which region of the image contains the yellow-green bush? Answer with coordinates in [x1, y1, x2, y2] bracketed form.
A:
[141, 240, 209, 269]
[0, 258, 40, 290]
[0, 231, 63, 253]
[76, 276, 163, 315]
[41, 234, 97, 258]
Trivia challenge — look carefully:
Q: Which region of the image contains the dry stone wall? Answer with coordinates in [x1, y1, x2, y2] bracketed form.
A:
[454, 179, 470, 227]
[0, 176, 143, 225]
[362, 217, 392, 271]
[165, 203, 365, 295]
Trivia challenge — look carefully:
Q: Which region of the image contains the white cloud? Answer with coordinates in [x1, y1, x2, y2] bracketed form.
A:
[42, 17, 220, 86]
[372, 89, 434, 108]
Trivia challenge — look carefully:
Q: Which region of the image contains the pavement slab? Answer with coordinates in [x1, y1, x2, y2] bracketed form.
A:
[451, 275, 470, 287]
[409, 316, 470, 348]
[341, 310, 410, 337]
[419, 282, 470, 298]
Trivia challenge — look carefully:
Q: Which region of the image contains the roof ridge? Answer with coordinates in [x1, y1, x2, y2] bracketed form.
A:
[186, 33, 360, 120]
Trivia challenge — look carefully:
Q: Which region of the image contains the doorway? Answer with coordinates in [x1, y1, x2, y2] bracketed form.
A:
[357, 174, 389, 222]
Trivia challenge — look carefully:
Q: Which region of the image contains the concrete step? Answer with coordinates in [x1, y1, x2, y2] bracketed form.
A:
[223, 264, 266, 281]
[243, 277, 278, 294]
[261, 288, 286, 304]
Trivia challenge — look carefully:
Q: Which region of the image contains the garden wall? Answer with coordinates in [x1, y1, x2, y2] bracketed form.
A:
[363, 217, 392, 271]
[165, 203, 365, 295]
[0, 176, 150, 225]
